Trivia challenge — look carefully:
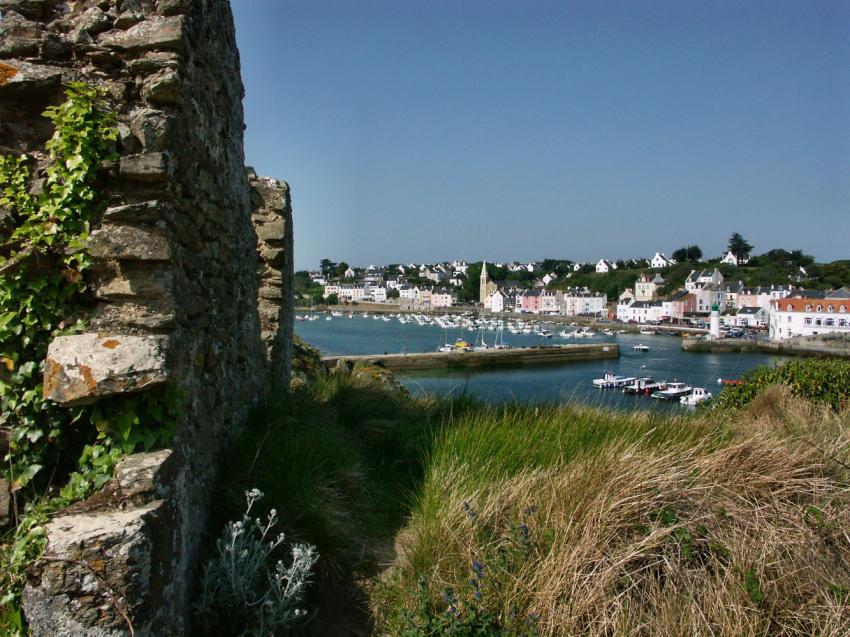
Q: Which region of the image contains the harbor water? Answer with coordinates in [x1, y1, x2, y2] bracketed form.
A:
[295, 313, 791, 408]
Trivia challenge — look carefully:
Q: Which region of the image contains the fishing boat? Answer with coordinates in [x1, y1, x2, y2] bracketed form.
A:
[559, 329, 573, 338]
[651, 381, 693, 400]
[681, 387, 712, 406]
[624, 378, 666, 395]
[593, 372, 637, 389]
[632, 344, 650, 352]
[453, 337, 472, 352]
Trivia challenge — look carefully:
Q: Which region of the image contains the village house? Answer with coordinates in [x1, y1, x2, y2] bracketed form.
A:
[650, 252, 673, 269]
[322, 282, 339, 299]
[561, 290, 607, 316]
[769, 296, 849, 340]
[720, 250, 749, 266]
[736, 285, 793, 311]
[662, 290, 696, 320]
[726, 306, 769, 328]
[519, 289, 542, 313]
[624, 300, 664, 324]
[634, 273, 665, 301]
[430, 288, 456, 308]
[595, 259, 617, 273]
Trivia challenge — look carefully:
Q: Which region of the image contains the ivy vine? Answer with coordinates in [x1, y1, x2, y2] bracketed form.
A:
[0, 83, 179, 633]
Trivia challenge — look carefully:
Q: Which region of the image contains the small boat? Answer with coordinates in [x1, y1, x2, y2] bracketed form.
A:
[453, 338, 472, 352]
[593, 372, 637, 389]
[639, 328, 656, 335]
[681, 387, 712, 406]
[632, 344, 650, 352]
[601, 329, 615, 336]
[651, 381, 693, 400]
[624, 378, 666, 395]
[559, 329, 573, 337]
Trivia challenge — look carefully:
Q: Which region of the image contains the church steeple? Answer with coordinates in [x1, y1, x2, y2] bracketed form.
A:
[479, 261, 490, 305]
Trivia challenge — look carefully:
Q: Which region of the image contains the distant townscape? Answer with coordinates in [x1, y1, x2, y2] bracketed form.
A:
[297, 234, 850, 343]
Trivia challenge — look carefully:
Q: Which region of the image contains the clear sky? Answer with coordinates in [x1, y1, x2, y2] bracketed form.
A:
[231, 0, 850, 270]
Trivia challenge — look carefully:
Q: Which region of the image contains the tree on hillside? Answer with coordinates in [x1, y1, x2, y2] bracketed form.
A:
[727, 233, 753, 260]
[319, 258, 337, 276]
[672, 245, 703, 263]
[335, 261, 350, 277]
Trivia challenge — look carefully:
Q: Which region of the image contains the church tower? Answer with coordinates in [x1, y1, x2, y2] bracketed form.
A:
[480, 261, 490, 305]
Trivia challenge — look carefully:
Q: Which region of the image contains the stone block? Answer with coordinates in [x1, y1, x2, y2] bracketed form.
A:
[0, 11, 41, 56]
[88, 225, 171, 261]
[141, 68, 181, 105]
[255, 219, 284, 242]
[23, 500, 162, 636]
[99, 15, 184, 52]
[93, 265, 172, 300]
[0, 60, 62, 93]
[130, 108, 172, 150]
[44, 333, 169, 405]
[119, 151, 171, 182]
[103, 200, 171, 224]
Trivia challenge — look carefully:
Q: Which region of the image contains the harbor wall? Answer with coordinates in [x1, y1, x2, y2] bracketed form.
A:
[682, 335, 850, 360]
[323, 343, 620, 372]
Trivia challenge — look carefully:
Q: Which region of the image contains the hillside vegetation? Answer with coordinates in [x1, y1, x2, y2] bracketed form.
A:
[215, 356, 850, 636]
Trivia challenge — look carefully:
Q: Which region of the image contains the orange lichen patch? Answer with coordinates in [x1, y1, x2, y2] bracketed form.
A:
[43, 358, 63, 398]
[102, 339, 120, 349]
[79, 364, 98, 392]
[0, 63, 18, 86]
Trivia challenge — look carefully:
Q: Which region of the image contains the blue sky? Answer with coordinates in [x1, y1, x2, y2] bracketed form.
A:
[232, 0, 850, 270]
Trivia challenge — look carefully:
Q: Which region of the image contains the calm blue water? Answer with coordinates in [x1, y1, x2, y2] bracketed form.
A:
[295, 313, 789, 408]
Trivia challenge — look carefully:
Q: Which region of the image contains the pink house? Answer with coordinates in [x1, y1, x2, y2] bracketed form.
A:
[519, 290, 542, 313]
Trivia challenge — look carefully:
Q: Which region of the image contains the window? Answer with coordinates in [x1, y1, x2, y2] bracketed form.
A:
[787, 316, 791, 323]
[825, 318, 834, 326]
[805, 318, 812, 325]
[816, 305, 823, 312]
[805, 304, 812, 312]
[840, 319, 847, 327]
[815, 318, 822, 326]
[840, 305, 847, 313]
[786, 304, 793, 311]
[827, 305, 834, 313]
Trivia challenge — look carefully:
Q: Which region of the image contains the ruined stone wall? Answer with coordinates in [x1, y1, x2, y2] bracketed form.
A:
[0, 0, 293, 634]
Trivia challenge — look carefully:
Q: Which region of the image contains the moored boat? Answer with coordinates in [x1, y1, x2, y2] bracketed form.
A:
[651, 381, 693, 400]
[681, 387, 712, 406]
[624, 377, 666, 395]
[632, 344, 650, 352]
[593, 372, 637, 389]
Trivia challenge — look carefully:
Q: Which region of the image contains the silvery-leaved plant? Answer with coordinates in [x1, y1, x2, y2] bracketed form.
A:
[195, 488, 318, 636]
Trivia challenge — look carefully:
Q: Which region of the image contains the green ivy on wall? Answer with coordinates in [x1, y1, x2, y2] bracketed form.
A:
[0, 83, 179, 634]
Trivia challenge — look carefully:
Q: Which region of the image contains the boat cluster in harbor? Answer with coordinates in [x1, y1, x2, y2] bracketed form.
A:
[592, 372, 712, 406]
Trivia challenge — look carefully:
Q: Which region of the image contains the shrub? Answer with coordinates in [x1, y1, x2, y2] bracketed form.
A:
[194, 488, 318, 636]
[710, 358, 850, 411]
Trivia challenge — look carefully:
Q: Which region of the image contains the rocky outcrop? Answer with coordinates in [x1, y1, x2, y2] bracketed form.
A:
[0, 0, 294, 634]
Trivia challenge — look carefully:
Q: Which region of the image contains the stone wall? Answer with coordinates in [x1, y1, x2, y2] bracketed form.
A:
[0, 0, 293, 634]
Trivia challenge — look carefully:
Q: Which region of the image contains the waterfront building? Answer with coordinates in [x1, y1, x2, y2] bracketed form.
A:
[769, 297, 850, 340]
[624, 300, 664, 323]
[726, 306, 769, 328]
[430, 289, 455, 308]
[663, 290, 696, 320]
[323, 283, 339, 299]
[561, 290, 607, 316]
[398, 285, 416, 300]
[519, 289, 542, 313]
[685, 269, 724, 292]
[540, 290, 562, 314]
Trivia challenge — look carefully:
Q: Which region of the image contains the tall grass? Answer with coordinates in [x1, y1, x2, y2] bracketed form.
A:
[374, 390, 850, 636]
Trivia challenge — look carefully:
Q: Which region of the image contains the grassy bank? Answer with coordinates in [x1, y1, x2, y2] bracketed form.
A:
[213, 357, 850, 636]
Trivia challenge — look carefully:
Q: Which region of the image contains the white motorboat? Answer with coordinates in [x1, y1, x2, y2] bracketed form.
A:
[632, 344, 650, 351]
[651, 381, 693, 400]
[681, 387, 712, 406]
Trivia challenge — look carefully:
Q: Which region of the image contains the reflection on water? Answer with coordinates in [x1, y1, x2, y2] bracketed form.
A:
[295, 314, 790, 409]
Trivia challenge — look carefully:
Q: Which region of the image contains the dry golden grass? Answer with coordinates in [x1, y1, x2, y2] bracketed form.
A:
[374, 391, 850, 636]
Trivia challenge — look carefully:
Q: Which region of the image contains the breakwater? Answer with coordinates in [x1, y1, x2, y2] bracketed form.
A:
[322, 343, 619, 371]
[682, 337, 850, 359]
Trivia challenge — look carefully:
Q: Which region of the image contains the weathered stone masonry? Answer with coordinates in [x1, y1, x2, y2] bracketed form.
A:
[0, 1, 293, 634]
